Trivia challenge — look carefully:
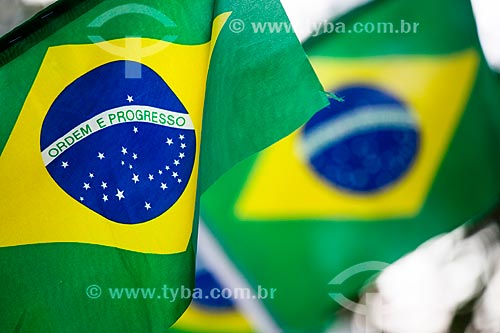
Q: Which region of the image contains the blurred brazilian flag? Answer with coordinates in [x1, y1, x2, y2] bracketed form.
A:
[168, 230, 255, 333]
[0, 0, 327, 332]
[168, 272, 254, 333]
[201, 0, 500, 331]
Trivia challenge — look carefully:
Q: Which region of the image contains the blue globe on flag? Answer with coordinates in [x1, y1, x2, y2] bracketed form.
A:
[40, 61, 196, 224]
[301, 86, 420, 193]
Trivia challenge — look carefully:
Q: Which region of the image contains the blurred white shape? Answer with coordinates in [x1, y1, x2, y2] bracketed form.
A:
[0, 0, 55, 36]
[22, 0, 55, 5]
[281, 0, 372, 41]
[471, 249, 500, 333]
[352, 224, 500, 333]
[0, 0, 24, 35]
[472, 0, 500, 70]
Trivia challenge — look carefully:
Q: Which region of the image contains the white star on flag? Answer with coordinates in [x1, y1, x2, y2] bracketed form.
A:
[121, 147, 128, 155]
[166, 138, 173, 146]
[132, 153, 138, 160]
[115, 189, 125, 201]
[97, 152, 105, 160]
[132, 174, 140, 184]
[126, 95, 134, 103]
[160, 183, 168, 190]
[133, 127, 139, 133]
[61, 161, 69, 169]
[148, 174, 154, 181]
[101, 182, 108, 189]
[174, 160, 180, 166]
[103, 194, 109, 202]
[83, 183, 91, 190]
[89, 173, 94, 179]
[145, 202, 152, 210]
[172, 172, 178, 179]
[179, 134, 185, 140]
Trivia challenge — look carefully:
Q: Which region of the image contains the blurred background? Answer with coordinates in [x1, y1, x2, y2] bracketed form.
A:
[2, 1, 499, 332]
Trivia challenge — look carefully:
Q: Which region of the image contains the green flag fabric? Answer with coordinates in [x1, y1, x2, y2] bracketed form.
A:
[0, 0, 327, 332]
[201, 0, 500, 331]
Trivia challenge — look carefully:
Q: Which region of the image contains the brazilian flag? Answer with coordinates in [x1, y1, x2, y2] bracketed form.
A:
[0, 0, 328, 332]
[168, 227, 255, 333]
[168, 267, 255, 333]
[201, 0, 500, 331]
